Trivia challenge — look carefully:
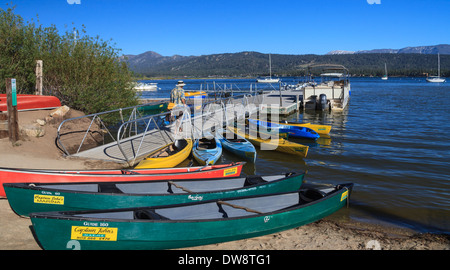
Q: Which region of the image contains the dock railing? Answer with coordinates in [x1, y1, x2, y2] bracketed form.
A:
[56, 101, 167, 157]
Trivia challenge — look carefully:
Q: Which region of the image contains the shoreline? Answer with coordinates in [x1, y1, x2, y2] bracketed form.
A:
[0, 109, 448, 250]
[133, 75, 437, 81]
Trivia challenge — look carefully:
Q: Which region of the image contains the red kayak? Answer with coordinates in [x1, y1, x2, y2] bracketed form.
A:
[0, 162, 245, 197]
[0, 94, 61, 112]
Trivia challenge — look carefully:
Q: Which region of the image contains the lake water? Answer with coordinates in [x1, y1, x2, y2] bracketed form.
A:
[140, 77, 450, 234]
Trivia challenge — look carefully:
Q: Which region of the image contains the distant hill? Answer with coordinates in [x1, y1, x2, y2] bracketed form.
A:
[123, 45, 450, 77]
[121, 51, 194, 72]
[327, 44, 450, 55]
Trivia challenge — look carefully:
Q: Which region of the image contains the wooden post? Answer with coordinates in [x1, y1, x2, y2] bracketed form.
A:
[0, 113, 7, 139]
[6, 78, 19, 143]
[279, 81, 283, 107]
[35, 60, 43, 95]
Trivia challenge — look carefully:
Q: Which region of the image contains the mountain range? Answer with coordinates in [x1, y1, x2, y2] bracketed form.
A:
[327, 44, 450, 55]
[122, 45, 449, 77]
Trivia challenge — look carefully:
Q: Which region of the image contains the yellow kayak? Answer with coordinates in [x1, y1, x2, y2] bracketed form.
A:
[231, 127, 308, 158]
[185, 91, 207, 98]
[277, 121, 331, 135]
[135, 139, 193, 169]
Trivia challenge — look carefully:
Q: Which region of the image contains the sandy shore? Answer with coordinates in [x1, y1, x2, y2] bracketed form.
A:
[0, 109, 448, 251]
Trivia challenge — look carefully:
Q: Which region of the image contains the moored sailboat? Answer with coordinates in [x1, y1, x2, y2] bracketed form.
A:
[382, 63, 388, 80]
[427, 54, 446, 83]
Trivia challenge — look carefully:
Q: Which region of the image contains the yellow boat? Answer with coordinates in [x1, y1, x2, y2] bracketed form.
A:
[231, 127, 308, 158]
[277, 121, 331, 135]
[135, 139, 193, 169]
[185, 91, 207, 98]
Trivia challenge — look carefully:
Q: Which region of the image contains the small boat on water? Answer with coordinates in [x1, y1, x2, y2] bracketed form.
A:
[256, 77, 280, 83]
[0, 94, 61, 112]
[30, 183, 352, 250]
[248, 119, 320, 140]
[256, 54, 280, 83]
[275, 121, 331, 135]
[185, 91, 207, 99]
[133, 82, 158, 91]
[0, 162, 245, 198]
[216, 128, 257, 162]
[192, 134, 222, 165]
[382, 63, 388, 80]
[137, 102, 168, 114]
[426, 54, 446, 83]
[5, 172, 304, 217]
[135, 139, 193, 169]
[232, 127, 308, 158]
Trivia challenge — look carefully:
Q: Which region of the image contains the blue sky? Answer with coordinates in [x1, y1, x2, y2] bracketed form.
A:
[2, 0, 450, 56]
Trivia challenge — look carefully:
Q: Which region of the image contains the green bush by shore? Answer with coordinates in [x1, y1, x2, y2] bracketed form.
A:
[0, 6, 138, 115]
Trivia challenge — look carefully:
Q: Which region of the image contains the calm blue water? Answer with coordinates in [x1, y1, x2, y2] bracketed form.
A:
[140, 77, 450, 234]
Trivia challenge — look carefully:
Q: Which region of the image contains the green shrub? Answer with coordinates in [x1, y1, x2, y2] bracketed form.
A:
[0, 6, 138, 114]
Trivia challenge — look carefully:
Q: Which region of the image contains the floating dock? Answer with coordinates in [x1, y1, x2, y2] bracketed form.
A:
[260, 90, 302, 116]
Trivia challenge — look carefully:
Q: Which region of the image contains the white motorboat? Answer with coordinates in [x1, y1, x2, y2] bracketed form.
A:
[133, 82, 159, 91]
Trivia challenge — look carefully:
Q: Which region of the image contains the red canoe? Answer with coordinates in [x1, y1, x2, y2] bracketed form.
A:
[0, 94, 61, 112]
[0, 162, 245, 198]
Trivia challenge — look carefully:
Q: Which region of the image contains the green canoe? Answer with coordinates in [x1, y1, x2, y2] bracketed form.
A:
[5, 172, 304, 217]
[137, 102, 168, 114]
[30, 183, 352, 250]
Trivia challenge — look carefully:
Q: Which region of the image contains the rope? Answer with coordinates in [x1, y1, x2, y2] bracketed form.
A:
[168, 181, 193, 193]
[217, 201, 263, 214]
[344, 186, 350, 208]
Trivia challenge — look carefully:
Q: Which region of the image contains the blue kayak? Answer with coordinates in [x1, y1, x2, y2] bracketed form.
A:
[217, 128, 257, 163]
[248, 119, 320, 140]
[193, 133, 223, 165]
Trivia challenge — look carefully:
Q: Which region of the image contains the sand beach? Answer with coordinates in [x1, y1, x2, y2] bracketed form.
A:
[0, 109, 448, 251]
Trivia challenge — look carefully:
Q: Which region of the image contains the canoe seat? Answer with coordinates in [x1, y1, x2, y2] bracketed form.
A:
[134, 209, 169, 220]
[227, 138, 245, 143]
[198, 138, 216, 150]
[173, 139, 187, 150]
[244, 175, 267, 187]
[299, 189, 326, 203]
[98, 184, 123, 194]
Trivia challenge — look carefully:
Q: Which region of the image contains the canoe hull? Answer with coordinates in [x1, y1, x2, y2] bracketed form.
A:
[134, 139, 193, 169]
[137, 102, 168, 114]
[5, 173, 304, 217]
[0, 94, 61, 112]
[30, 183, 352, 250]
[0, 162, 245, 198]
